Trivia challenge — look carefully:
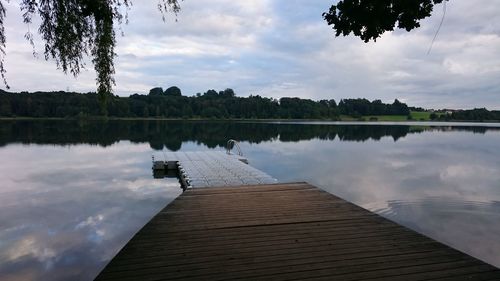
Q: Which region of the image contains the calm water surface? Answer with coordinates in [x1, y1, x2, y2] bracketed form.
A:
[0, 120, 499, 280]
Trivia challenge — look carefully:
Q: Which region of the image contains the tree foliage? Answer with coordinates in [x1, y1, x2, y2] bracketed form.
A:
[0, 1, 7, 87]
[164, 86, 182, 96]
[0, 0, 180, 97]
[450, 108, 500, 121]
[338, 98, 410, 116]
[3, 87, 498, 121]
[0, 87, 419, 119]
[323, 0, 448, 42]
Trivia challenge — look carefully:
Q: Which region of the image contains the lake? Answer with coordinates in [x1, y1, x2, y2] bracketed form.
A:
[1, 120, 499, 281]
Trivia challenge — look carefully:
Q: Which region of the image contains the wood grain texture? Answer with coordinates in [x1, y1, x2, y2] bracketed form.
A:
[95, 182, 500, 281]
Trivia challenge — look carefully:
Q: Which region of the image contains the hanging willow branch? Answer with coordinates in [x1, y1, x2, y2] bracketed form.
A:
[0, 0, 180, 98]
[0, 0, 8, 88]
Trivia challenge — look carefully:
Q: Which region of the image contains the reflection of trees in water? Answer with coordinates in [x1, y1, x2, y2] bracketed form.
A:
[0, 120, 497, 151]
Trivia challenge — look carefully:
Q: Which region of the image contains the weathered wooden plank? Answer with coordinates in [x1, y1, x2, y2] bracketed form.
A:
[95, 183, 499, 281]
[129, 224, 407, 247]
[103, 246, 445, 275]
[115, 231, 434, 262]
[107, 238, 442, 269]
[99, 251, 464, 280]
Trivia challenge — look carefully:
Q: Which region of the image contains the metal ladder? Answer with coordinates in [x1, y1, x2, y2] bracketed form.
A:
[226, 139, 243, 156]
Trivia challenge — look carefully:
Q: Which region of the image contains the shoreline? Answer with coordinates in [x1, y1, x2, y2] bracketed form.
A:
[1, 116, 500, 123]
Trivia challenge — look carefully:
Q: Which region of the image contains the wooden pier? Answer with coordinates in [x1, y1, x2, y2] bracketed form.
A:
[95, 182, 500, 281]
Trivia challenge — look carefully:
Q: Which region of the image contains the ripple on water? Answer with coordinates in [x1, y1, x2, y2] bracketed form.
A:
[366, 197, 500, 268]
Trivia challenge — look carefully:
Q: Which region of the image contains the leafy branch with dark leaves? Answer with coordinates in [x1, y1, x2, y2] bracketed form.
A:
[323, 0, 448, 42]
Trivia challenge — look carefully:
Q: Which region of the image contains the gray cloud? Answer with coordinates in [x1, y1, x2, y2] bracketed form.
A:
[0, 0, 499, 108]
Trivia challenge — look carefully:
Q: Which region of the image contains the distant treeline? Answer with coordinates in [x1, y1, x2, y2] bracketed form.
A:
[0, 87, 409, 119]
[425, 109, 500, 121]
[449, 108, 500, 122]
[0, 88, 498, 121]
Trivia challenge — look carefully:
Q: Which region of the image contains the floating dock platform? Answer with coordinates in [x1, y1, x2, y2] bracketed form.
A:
[96, 182, 500, 280]
[152, 151, 277, 188]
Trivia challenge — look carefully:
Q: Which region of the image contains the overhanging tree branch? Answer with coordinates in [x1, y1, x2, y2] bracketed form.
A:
[323, 0, 448, 42]
[0, 0, 181, 100]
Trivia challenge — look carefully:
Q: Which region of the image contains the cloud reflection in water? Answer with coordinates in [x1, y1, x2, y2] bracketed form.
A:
[0, 121, 500, 280]
[0, 142, 182, 281]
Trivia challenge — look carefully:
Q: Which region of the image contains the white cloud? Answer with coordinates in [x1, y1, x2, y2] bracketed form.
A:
[3, 236, 56, 263]
[1, 0, 499, 108]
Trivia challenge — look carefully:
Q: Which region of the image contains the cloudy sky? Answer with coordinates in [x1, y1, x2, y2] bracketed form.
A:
[1, 0, 500, 109]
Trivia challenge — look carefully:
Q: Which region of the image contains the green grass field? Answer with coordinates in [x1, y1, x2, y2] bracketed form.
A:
[410, 111, 433, 120]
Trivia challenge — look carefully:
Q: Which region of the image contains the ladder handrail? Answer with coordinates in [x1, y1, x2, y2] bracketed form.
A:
[226, 139, 243, 156]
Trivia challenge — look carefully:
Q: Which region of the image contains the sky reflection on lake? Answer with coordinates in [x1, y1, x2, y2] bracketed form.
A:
[0, 142, 182, 281]
[0, 120, 499, 280]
